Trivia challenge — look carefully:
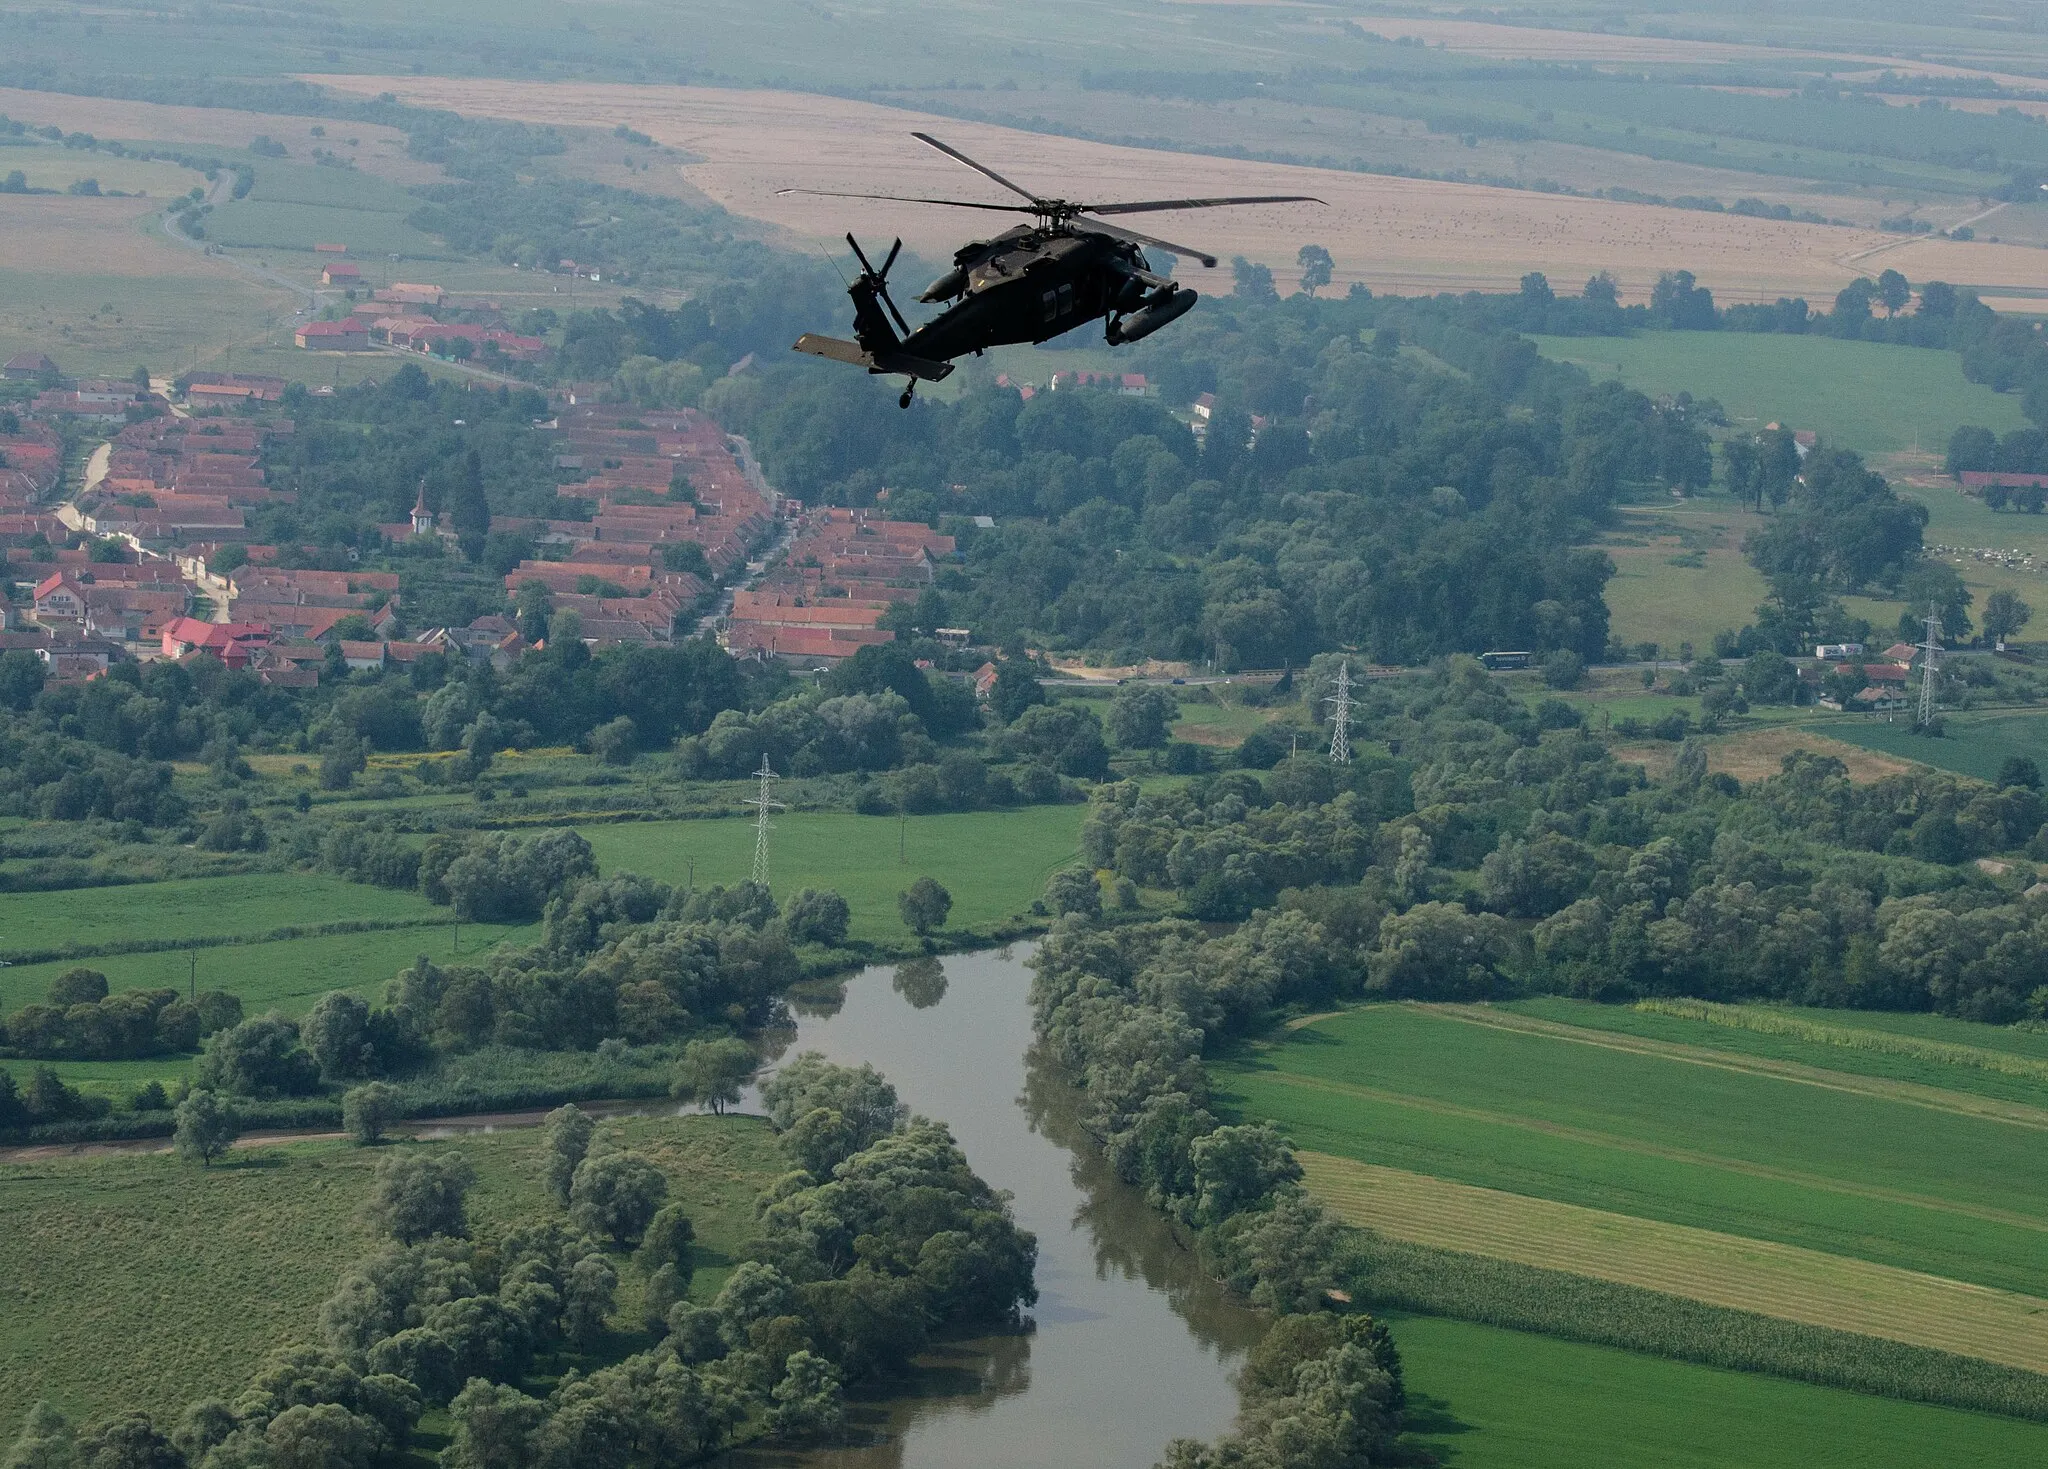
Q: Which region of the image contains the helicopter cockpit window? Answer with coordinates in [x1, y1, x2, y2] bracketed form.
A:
[1040, 289, 1058, 324]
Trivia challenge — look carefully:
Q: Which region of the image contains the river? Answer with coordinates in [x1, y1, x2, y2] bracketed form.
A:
[725, 945, 1264, 1469]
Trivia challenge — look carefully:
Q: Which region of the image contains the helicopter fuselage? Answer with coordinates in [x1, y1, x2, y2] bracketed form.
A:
[897, 226, 1143, 358]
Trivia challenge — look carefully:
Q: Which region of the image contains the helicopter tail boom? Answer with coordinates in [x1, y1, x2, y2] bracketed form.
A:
[792, 333, 954, 383]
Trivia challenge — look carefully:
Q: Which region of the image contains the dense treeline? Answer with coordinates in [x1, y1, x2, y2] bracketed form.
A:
[1086, 660, 2048, 1021]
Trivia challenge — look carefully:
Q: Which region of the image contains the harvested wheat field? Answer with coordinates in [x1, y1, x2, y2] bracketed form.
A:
[1300, 1151, 2048, 1372]
[1711, 725, 1922, 785]
[311, 76, 2048, 303]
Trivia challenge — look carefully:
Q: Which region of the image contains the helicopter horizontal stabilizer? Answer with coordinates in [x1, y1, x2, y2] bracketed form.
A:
[793, 333, 954, 382]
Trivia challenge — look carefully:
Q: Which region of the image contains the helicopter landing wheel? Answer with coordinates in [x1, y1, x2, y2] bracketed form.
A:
[899, 383, 916, 409]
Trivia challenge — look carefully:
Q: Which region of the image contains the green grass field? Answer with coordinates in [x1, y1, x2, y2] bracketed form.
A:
[1814, 709, 2048, 784]
[1217, 1004, 2048, 1298]
[581, 804, 1085, 946]
[0, 268, 291, 379]
[0, 919, 534, 1020]
[1528, 333, 2030, 455]
[0, 1112, 780, 1440]
[1393, 1314, 2048, 1468]
[1601, 540, 1769, 654]
[0, 873, 447, 968]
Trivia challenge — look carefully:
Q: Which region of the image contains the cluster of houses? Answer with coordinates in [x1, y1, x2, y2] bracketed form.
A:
[6, 338, 979, 695]
[723, 507, 954, 663]
[296, 264, 547, 363]
[1810, 640, 1923, 714]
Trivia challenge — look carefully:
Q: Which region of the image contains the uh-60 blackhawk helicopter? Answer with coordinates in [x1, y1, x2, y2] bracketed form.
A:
[785, 132, 1324, 406]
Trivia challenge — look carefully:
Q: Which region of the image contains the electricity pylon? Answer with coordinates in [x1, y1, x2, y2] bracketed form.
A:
[746, 755, 784, 888]
[1326, 660, 1354, 763]
[1917, 606, 1943, 727]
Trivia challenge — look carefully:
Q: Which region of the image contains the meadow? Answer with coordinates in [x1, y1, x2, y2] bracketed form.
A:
[0, 872, 449, 968]
[1216, 1003, 2048, 1298]
[0, 1112, 781, 1441]
[1392, 1314, 2048, 1469]
[579, 803, 1085, 947]
[0, 919, 533, 1022]
[1528, 332, 2030, 454]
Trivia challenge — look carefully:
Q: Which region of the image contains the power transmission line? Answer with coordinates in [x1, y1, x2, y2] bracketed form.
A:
[746, 755, 784, 888]
[1326, 660, 1353, 763]
[1918, 606, 1943, 727]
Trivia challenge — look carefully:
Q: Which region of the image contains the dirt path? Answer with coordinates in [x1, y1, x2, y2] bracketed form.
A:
[1301, 1151, 2048, 1373]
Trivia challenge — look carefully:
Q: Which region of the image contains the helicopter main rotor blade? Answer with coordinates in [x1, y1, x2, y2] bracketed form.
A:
[1083, 193, 1327, 216]
[910, 132, 1047, 206]
[1080, 216, 1222, 270]
[778, 187, 1037, 213]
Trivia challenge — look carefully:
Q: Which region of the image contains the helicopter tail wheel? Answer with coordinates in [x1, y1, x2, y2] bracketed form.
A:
[899, 382, 916, 409]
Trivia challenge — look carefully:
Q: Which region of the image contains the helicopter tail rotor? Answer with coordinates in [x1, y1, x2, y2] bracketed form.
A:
[846, 233, 913, 340]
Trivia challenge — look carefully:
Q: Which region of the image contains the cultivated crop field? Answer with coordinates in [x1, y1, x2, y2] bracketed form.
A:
[1303, 1153, 2048, 1371]
[0, 1113, 780, 1440]
[1817, 710, 2048, 785]
[314, 76, 2048, 304]
[1393, 1314, 2048, 1469]
[580, 804, 1084, 947]
[1218, 1002, 2048, 1300]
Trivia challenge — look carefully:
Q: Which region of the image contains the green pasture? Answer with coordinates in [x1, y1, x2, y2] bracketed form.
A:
[1170, 699, 1279, 748]
[1217, 1005, 2048, 1296]
[580, 804, 1085, 946]
[1527, 333, 2030, 455]
[0, 267, 289, 378]
[0, 873, 445, 967]
[1507, 997, 2048, 1112]
[206, 200, 446, 258]
[1814, 709, 2048, 785]
[1600, 541, 1768, 653]
[0, 1112, 780, 1440]
[0, 919, 533, 1020]
[1393, 1314, 2048, 1469]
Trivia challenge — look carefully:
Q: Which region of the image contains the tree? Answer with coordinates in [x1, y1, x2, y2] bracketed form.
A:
[1876, 268, 1911, 317]
[342, 1081, 401, 1145]
[363, 1151, 474, 1243]
[1044, 866, 1102, 919]
[782, 887, 851, 946]
[5, 1402, 77, 1468]
[48, 966, 109, 1009]
[196, 1013, 321, 1097]
[1294, 244, 1333, 298]
[1230, 256, 1278, 301]
[542, 1103, 596, 1206]
[76, 1413, 186, 1469]
[987, 660, 1046, 723]
[768, 1351, 845, 1438]
[301, 991, 375, 1082]
[2000, 755, 2043, 790]
[571, 1149, 669, 1246]
[321, 728, 366, 791]
[563, 1254, 618, 1349]
[1985, 588, 2033, 646]
[442, 1380, 545, 1469]
[586, 715, 638, 765]
[671, 1036, 754, 1115]
[1106, 685, 1175, 749]
[264, 1402, 379, 1469]
[898, 876, 952, 934]
[451, 448, 491, 550]
[174, 1089, 239, 1167]
[1189, 1123, 1302, 1224]
[1540, 649, 1583, 690]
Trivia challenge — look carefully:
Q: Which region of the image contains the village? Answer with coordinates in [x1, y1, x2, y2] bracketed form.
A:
[0, 346, 969, 692]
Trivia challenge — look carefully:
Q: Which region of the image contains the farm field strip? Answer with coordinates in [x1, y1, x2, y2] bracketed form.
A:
[1302, 1153, 2048, 1373]
[1249, 1067, 2048, 1239]
[1633, 998, 2048, 1083]
[1414, 1003, 2048, 1131]
[1390, 1313, 2048, 1469]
